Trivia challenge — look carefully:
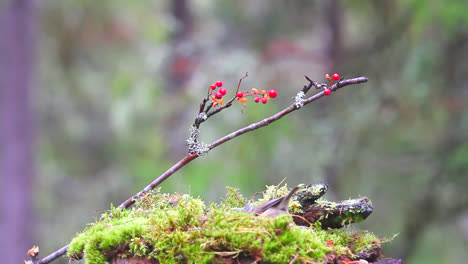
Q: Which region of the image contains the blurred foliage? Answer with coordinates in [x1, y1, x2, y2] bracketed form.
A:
[34, 1, 467, 264]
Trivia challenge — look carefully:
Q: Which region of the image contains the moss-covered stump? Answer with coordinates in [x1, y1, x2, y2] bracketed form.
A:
[289, 183, 373, 229]
[68, 186, 393, 264]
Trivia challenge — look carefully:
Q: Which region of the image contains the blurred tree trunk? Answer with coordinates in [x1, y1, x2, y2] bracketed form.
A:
[164, 0, 197, 159]
[0, 0, 36, 263]
[324, 0, 342, 72]
[167, 0, 195, 95]
[322, 0, 342, 196]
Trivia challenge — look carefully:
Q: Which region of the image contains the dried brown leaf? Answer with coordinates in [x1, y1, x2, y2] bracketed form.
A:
[27, 245, 39, 258]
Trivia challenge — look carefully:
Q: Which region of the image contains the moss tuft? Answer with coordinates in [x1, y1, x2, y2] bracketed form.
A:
[68, 187, 391, 264]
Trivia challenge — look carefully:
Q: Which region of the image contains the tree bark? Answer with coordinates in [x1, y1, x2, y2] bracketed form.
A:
[0, 0, 36, 263]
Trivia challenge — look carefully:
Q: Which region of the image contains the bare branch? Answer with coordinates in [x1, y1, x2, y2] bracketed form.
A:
[235, 72, 249, 93]
[37, 76, 368, 264]
[37, 245, 69, 264]
[209, 77, 368, 150]
[193, 72, 249, 129]
[118, 153, 198, 209]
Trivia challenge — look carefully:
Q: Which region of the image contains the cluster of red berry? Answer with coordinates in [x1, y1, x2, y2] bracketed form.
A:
[208, 80, 278, 106]
[237, 88, 278, 104]
[210, 81, 225, 98]
[323, 73, 340, 95]
[208, 80, 226, 106]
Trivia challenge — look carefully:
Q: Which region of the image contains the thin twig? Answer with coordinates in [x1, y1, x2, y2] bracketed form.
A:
[118, 153, 198, 209]
[209, 77, 368, 150]
[235, 72, 249, 93]
[289, 253, 300, 264]
[206, 72, 249, 118]
[193, 72, 248, 128]
[37, 76, 367, 264]
[37, 245, 69, 264]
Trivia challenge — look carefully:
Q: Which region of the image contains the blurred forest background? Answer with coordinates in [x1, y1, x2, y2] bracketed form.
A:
[1, 0, 467, 263]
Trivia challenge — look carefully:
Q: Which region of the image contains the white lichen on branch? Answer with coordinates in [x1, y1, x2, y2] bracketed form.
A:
[186, 126, 209, 156]
[294, 91, 305, 108]
[197, 112, 207, 121]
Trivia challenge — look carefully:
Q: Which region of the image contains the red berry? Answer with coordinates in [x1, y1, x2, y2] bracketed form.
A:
[268, 90, 278, 98]
[236, 92, 244, 98]
[210, 84, 217, 90]
[215, 92, 223, 99]
[261, 97, 268, 104]
[219, 88, 227, 95]
[254, 97, 260, 103]
[324, 88, 331, 95]
[332, 73, 340, 80]
[216, 80, 223, 87]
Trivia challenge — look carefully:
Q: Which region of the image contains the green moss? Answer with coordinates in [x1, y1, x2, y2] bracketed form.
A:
[68, 187, 390, 264]
[256, 184, 290, 205]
